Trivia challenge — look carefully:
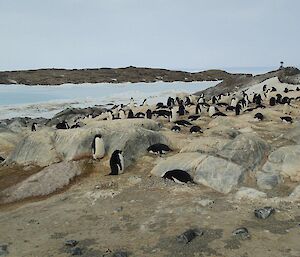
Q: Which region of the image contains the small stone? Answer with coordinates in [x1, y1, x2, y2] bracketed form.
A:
[198, 199, 214, 207]
[232, 227, 250, 239]
[176, 228, 204, 244]
[65, 240, 79, 247]
[113, 251, 128, 257]
[254, 207, 275, 219]
[68, 247, 82, 256]
[0, 244, 8, 256]
[113, 207, 123, 213]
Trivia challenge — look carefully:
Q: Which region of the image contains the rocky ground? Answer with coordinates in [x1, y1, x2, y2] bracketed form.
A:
[0, 66, 238, 85]
[0, 73, 300, 257]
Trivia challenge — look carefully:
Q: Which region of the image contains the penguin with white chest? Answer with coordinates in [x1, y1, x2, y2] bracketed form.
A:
[92, 134, 105, 160]
[109, 150, 124, 175]
[31, 122, 37, 132]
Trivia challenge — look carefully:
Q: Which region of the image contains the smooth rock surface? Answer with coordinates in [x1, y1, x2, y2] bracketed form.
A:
[1, 162, 81, 203]
[194, 156, 246, 194]
[217, 133, 270, 170]
[180, 137, 230, 154]
[262, 145, 300, 182]
[150, 152, 207, 177]
[256, 171, 282, 190]
[6, 120, 168, 167]
[235, 187, 267, 201]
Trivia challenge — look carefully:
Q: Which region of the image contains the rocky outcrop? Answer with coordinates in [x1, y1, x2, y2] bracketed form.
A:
[217, 133, 270, 171]
[0, 127, 21, 157]
[195, 67, 300, 99]
[289, 185, 300, 200]
[235, 187, 267, 201]
[256, 144, 300, 190]
[194, 156, 246, 194]
[256, 171, 282, 190]
[0, 67, 237, 85]
[151, 153, 246, 194]
[260, 145, 300, 182]
[150, 152, 207, 177]
[278, 67, 300, 85]
[283, 124, 300, 144]
[6, 120, 168, 167]
[1, 162, 81, 203]
[180, 137, 230, 155]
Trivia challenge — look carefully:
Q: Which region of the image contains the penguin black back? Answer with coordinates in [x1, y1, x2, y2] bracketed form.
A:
[109, 150, 124, 175]
[163, 170, 194, 184]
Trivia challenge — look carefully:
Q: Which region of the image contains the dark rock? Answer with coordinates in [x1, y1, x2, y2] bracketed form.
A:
[0, 244, 8, 256]
[254, 207, 275, 219]
[68, 247, 82, 256]
[65, 240, 79, 247]
[232, 227, 250, 239]
[113, 251, 128, 257]
[176, 228, 204, 244]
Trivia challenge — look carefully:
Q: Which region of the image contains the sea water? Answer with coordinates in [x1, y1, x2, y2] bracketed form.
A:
[0, 81, 219, 119]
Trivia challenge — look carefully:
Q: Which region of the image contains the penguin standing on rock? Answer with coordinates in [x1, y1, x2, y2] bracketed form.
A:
[31, 122, 37, 132]
[178, 104, 186, 116]
[127, 110, 134, 119]
[92, 134, 105, 160]
[146, 109, 152, 119]
[109, 150, 124, 175]
[235, 104, 242, 115]
[269, 97, 276, 106]
[56, 121, 70, 129]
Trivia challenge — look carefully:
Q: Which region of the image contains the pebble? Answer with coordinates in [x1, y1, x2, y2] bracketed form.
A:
[68, 247, 82, 256]
[65, 239, 79, 247]
[0, 245, 8, 256]
[177, 228, 204, 244]
[113, 251, 128, 257]
[198, 199, 214, 207]
[232, 227, 250, 239]
[113, 207, 123, 213]
[254, 207, 275, 219]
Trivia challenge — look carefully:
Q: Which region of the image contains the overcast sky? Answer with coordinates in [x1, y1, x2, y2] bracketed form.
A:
[0, 0, 299, 71]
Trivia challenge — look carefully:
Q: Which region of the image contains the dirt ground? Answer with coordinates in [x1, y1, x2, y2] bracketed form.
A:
[1, 100, 300, 257]
[0, 155, 299, 257]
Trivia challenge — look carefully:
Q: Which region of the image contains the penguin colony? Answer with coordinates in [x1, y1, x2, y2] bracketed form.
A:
[30, 82, 299, 181]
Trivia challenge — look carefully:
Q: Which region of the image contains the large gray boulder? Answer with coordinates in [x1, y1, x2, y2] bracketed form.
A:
[289, 185, 300, 201]
[151, 153, 246, 194]
[261, 145, 300, 182]
[1, 162, 81, 203]
[6, 119, 168, 167]
[0, 127, 21, 157]
[5, 129, 60, 167]
[180, 137, 230, 154]
[194, 156, 246, 194]
[283, 124, 300, 144]
[217, 133, 270, 171]
[150, 152, 207, 177]
[256, 171, 282, 190]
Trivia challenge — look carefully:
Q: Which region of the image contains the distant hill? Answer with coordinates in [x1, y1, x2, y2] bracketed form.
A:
[0, 66, 298, 99]
[195, 67, 300, 98]
[0, 66, 248, 85]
